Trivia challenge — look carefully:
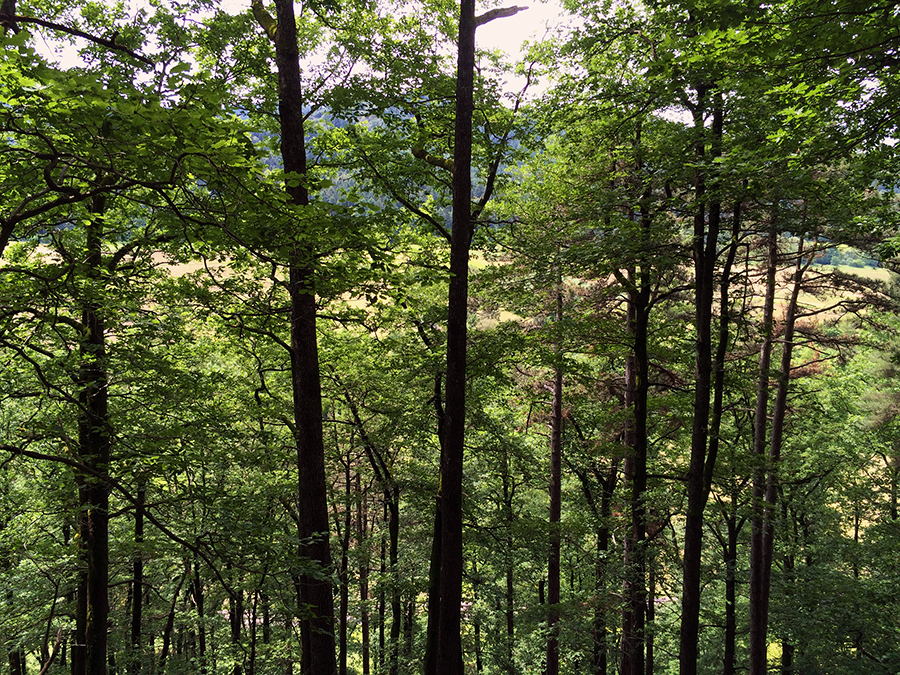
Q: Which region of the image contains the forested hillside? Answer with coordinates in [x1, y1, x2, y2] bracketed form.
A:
[2, 0, 900, 674]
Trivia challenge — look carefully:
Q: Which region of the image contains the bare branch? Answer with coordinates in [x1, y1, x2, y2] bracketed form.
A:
[2, 13, 153, 66]
[474, 5, 528, 27]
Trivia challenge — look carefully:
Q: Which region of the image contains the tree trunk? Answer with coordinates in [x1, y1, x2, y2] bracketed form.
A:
[435, 0, 476, 671]
[756, 238, 806, 675]
[723, 511, 740, 675]
[190, 559, 206, 673]
[75, 189, 111, 675]
[749, 220, 779, 675]
[545, 287, 563, 675]
[502, 446, 516, 675]
[592, 461, 617, 675]
[338, 460, 352, 675]
[9, 648, 25, 675]
[357, 479, 370, 675]
[679, 88, 723, 675]
[424, 374, 445, 675]
[157, 573, 186, 675]
[388, 498, 401, 675]
[622, 151, 653, 675]
[621, 289, 649, 675]
[131, 483, 146, 675]
[252, 2, 337, 672]
[229, 575, 243, 675]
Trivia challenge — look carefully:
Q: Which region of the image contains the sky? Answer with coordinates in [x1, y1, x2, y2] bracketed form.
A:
[477, 0, 571, 58]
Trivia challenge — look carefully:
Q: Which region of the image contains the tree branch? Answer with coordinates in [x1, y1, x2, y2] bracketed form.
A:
[474, 5, 527, 27]
[1, 13, 153, 66]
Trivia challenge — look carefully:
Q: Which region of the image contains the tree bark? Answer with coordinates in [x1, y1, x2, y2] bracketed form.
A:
[435, 0, 476, 671]
[424, 376, 445, 675]
[357, 477, 370, 675]
[679, 88, 723, 675]
[749, 219, 779, 675]
[74, 188, 111, 675]
[251, 2, 337, 672]
[130, 483, 146, 675]
[545, 355, 562, 675]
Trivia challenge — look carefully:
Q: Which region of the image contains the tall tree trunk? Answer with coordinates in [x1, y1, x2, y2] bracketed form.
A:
[251, 3, 337, 672]
[191, 558, 207, 673]
[9, 648, 25, 675]
[338, 459, 352, 675]
[592, 461, 617, 675]
[679, 88, 724, 675]
[386, 496, 401, 675]
[379, 507, 386, 675]
[435, 0, 476, 671]
[621, 288, 649, 675]
[157, 574, 186, 675]
[229, 573, 243, 675]
[502, 446, 516, 675]
[131, 483, 146, 675]
[545, 286, 563, 675]
[424, 376, 445, 675]
[749, 219, 779, 675]
[621, 141, 653, 675]
[645, 556, 655, 675]
[357, 478, 370, 675]
[722, 508, 740, 675]
[74, 188, 111, 675]
[754, 237, 806, 675]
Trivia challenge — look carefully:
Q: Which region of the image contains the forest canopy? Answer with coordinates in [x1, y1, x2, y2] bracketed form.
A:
[2, 1, 900, 675]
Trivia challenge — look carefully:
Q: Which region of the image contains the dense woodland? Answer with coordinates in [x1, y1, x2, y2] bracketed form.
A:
[2, 0, 900, 674]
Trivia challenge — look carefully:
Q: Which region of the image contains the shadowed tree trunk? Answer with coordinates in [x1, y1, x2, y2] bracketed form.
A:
[434, 5, 525, 674]
[434, 0, 477, 671]
[73, 186, 111, 675]
[250, 3, 337, 673]
[749, 218, 779, 675]
[679, 88, 725, 675]
[750, 230, 808, 675]
[130, 482, 146, 675]
[545, 284, 563, 675]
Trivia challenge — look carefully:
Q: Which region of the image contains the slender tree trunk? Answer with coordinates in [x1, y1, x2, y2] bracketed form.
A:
[249, 590, 259, 675]
[131, 483, 146, 675]
[622, 158, 654, 674]
[679, 88, 724, 675]
[388, 498, 401, 675]
[472, 560, 483, 675]
[358, 479, 370, 675]
[74, 188, 111, 675]
[722, 512, 739, 675]
[435, 0, 476, 672]
[229, 573, 243, 675]
[424, 375, 445, 675]
[749, 220, 779, 675]
[379, 507, 386, 675]
[545, 287, 563, 675]
[157, 574, 186, 675]
[338, 460, 352, 675]
[645, 557, 655, 675]
[251, 3, 337, 672]
[501, 446, 516, 675]
[621, 287, 649, 675]
[591, 461, 617, 675]
[758, 239, 806, 675]
[9, 648, 25, 675]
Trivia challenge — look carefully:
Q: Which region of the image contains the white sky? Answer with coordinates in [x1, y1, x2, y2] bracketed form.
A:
[477, 0, 570, 58]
